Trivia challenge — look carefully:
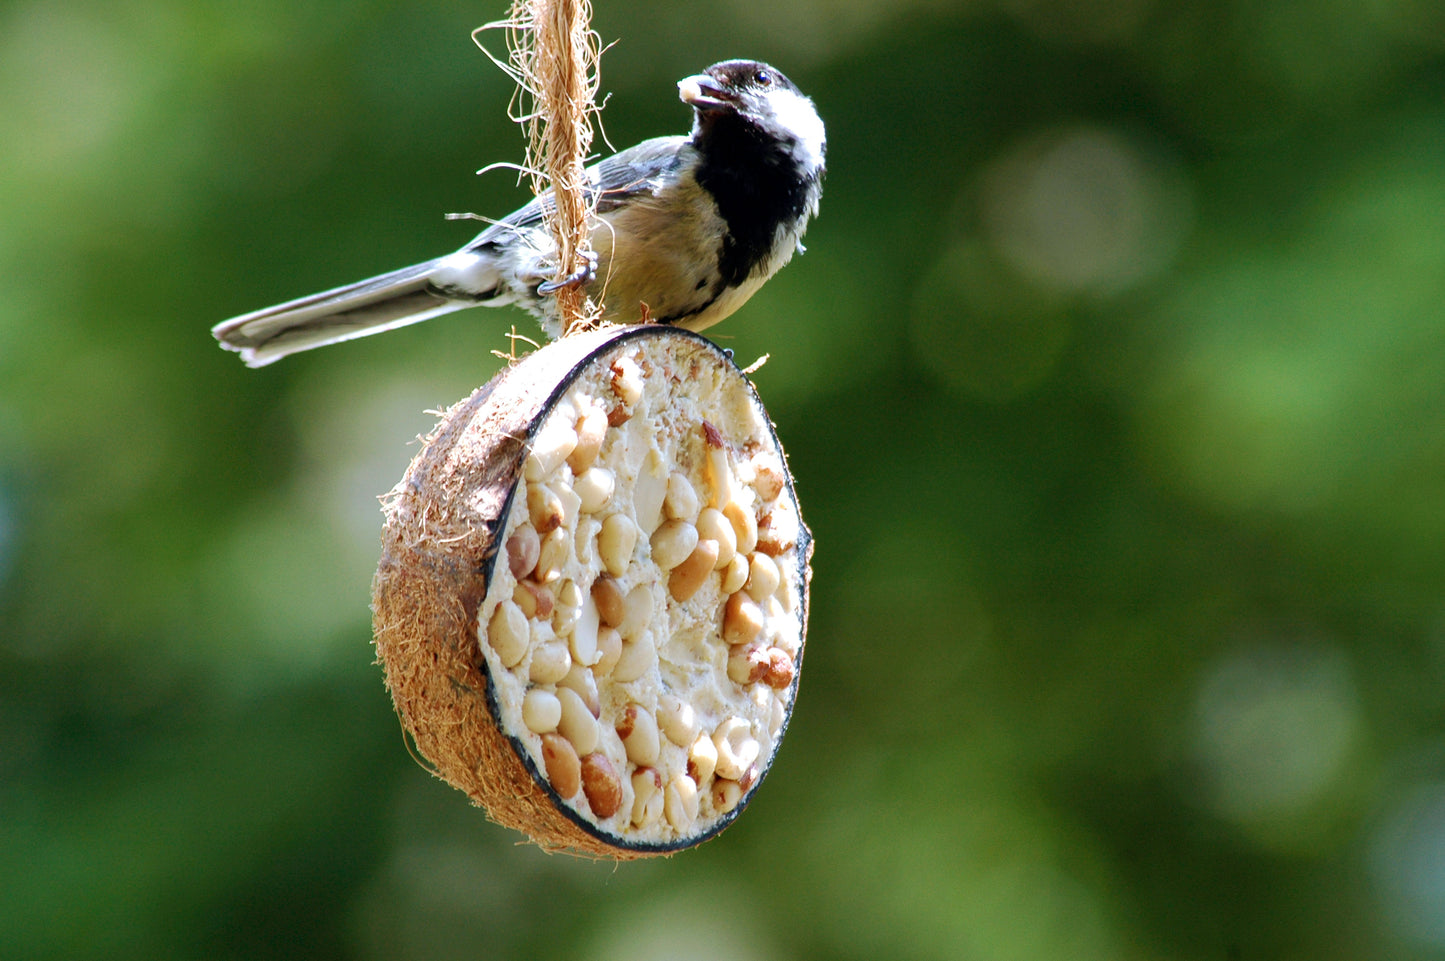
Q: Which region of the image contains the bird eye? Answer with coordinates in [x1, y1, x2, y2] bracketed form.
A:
[755, 70, 772, 86]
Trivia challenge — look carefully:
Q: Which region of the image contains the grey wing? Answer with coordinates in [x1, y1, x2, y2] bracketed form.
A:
[462, 136, 689, 248]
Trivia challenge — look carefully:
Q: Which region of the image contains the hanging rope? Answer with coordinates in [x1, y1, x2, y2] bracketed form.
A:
[479, 0, 603, 336]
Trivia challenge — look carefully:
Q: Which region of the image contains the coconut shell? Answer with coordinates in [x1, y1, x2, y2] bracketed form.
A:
[372, 325, 811, 857]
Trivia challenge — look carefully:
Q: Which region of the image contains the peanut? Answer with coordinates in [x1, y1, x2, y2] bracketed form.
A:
[650, 519, 699, 571]
[657, 694, 698, 747]
[593, 626, 623, 677]
[522, 688, 562, 733]
[728, 646, 770, 685]
[703, 427, 734, 508]
[581, 753, 624, 818]
[556, 686, 599, 755]
[513, 581, 554, 620]
[763, 648, 795, 690]
[616, 704, 661, 766]
[610, 356, 643, 407]
[568, 405, 609, 474]
[723, 500, 758, 555]
[664, 774, 700, 829]
[506, 524, 540, 580]
[752, 456, 786, 502]
[558, 662, 600, 716]
[525, 420, 578, 482]
[597, 513, 638, 576]
[598, 508, 644, 578]
[574, 466, 616, 514]
[541, 733, 581, 799]
[755, 507, 794, 556]
[720, 553, 749, 594]
[611, 631, 655, 683]
[711, 778, 743, 815]
[723, 592, 764, 646]
[687, 731, 718, 785]
[695, 507, 737, 569]
[590, 576, 625, 627]
[529, 639, 571, 685]
[630, 767, 663, 826]
[668, 539, 719, 602]
[744, 552, 780, 602]
[487, 600, 529, 668]
[527, 482, 566, 534]
[632, 450, 669, 534]
[618, 584, 653, 640]
[664, 471, 700, 521]
[535, 527, 570, 584]
[713, 717, 760, 780]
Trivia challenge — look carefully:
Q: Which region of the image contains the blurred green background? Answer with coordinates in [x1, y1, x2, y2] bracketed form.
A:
[4, 0, 1445, 958]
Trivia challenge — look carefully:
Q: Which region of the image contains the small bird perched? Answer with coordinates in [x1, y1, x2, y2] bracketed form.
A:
[213, 59, 825, 367]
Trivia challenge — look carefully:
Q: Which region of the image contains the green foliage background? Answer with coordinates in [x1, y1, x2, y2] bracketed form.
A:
[4, 1, 1445, 958]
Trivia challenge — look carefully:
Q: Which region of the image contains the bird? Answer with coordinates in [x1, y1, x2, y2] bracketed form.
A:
[212, 59, 826, 367]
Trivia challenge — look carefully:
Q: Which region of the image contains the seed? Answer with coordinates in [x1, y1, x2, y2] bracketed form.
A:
[713, 717, 760, 781]
[633, 451, 669, 534]
[720, 553, 749, 594]
[593, 626, 623, 677]
[650, 519, 699, 571]
[695, 508, 737, 569]
[664, 773, 700, 829]
[664, 471, 700, 521]
[611, 631, 655, 683]
[745, 553, 780, 602]
[556, 686, 599, 755]
[669, 539, 719, 602]
[610, 356, 643, 407]
[525, 420, 578, 482]
[763, 648, 795, 690]
[591, 576, 625, 627]
[769, 695, 786, 736]
[529, 639, 571, 684]
[630, 767, 663, 826]
[558, 662, 600, 716]
[723, 501, 758, 555]
[568, 405, 609, 474]
[723, 592, 764, 646]
[506, 524, 540, 580]
[752, 456, 786, 502]
[727, 646, 770, 685]
[522, 688, 562, 733]
[528, 483, 566, 534]
[535, 527, 570, 584]
[711, 778, 743, 815]
[541, 733, 581, 799]
[618, 584, 653, 640]
[755, 507, 794, 556]
[687, 731, 718, 785]
[581, 752, 624, 818]
[487, 600, 529, 667]
[514, 580, 554, 620]
[574, 466, 615, 514]
[656, 693, 697, 747]
[704, 442, 734, 509]
[616, 704, 661, 765]
[574, 515, 599, 569]
[597, 513, 638, 576]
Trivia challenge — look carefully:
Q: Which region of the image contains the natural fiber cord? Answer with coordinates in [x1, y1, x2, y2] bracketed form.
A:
[479, 0, 603, 336]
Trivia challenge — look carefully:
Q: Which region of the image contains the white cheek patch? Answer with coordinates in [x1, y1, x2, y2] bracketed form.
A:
[771, 89, 826, 171]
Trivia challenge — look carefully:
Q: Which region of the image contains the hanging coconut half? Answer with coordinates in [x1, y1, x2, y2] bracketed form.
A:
[372, 325, 811, 857]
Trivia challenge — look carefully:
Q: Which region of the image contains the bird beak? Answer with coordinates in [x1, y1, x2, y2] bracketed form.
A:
[678, 74, 736, 111]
